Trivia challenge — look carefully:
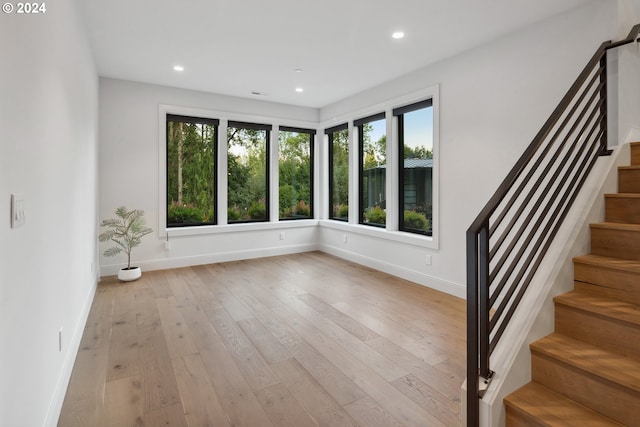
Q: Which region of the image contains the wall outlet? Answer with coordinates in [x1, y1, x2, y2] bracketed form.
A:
[58, 328, 63, 352]
[343, 234, 348, 243]
[279, 232, 285, 241]
[164, 239, 171, 250]
[10, 194, 25, 228]
[425, 254, 432, 265]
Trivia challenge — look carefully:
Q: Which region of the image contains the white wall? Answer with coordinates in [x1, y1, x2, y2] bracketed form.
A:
[319, 0, 618, 298]
[0, 0, 99, 425]
[99, 79, 320, 275]
[617, 0, 640, 141]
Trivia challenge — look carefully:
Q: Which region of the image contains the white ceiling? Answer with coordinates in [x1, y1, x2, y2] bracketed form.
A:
[82, 0, 593, 109]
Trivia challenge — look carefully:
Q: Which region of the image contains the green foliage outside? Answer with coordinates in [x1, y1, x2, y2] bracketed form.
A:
[403, 210, 430, 232]
[227, 127, 268, 222]
[167, 120, 215, 225]
[364, 206, 386, 224]
[167, 202, 207, 224]
[279, 131, 312, 219]
[404, 144, 433, 159]
[336, 204, 349, 218]
[331, 129, 349, 219]
[361, 121, 386, 225]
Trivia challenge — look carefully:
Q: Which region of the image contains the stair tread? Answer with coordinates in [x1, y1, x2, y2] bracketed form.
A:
[573, 254, 640, 273]
[554, 291, 640, 327]
[505, 382, 624, 426]
[618, 165, 640, 170]
[531, 333, 640, 393]
[589, 221, 640, 231]
[604, 192, 640, 199]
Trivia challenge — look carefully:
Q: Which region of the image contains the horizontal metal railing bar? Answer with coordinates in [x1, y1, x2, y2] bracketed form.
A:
[489, 117, 603, 329]
[488, 77, 605, 262]
[488, 66, 605, 241]
[490, 132, 603, 352]
[488, 91, 605, 285]
[489, 113, 603, 323]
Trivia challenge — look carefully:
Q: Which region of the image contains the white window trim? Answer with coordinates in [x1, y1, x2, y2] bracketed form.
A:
[158, 83, 439, 251]
[318, 85, 440, 250]
[158, 104, 317, 238]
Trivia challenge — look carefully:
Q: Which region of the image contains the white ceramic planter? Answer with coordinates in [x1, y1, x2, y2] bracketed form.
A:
[118, 266, 142, 282]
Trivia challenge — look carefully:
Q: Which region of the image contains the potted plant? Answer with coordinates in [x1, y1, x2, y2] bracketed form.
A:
[99, 206, 153, 281]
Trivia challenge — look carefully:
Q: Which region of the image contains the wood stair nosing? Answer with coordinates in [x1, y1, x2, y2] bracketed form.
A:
[573, 254, 640, 275]
[530, 334, 640, 426]
[504, 382, 624, 427]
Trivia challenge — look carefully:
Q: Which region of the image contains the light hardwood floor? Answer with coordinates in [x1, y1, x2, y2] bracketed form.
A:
[58, 251, 466, 427]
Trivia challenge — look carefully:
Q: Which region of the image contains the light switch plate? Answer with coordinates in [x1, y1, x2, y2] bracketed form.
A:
[11, 194, 25, 228]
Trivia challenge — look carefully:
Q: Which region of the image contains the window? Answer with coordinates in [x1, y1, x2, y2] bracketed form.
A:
[279, 127, 314, 220]
[395, 99, 433, 235]
[327, 124, 349, 220]
[166, 114, 218, 227]
[356, 113, 386, 226]
[227, 121, 271, 222]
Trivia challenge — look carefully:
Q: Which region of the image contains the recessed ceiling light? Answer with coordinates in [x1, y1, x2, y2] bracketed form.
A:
[392, 31, 405, 39]
[295, 68, 303, 73]
[295, 87, 304, 93]
[173, 65, 184, 72]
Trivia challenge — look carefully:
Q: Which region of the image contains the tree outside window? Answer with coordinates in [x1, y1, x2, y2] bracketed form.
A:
[227, 122, 270, 222]
[166, 115, 217, 227]
[279, 128, 313, 220]
[328, 125, 349, 220]
[357, 115, 386, 226]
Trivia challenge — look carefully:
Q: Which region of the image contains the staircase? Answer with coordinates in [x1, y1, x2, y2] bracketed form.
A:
[503, 142, 640, 426]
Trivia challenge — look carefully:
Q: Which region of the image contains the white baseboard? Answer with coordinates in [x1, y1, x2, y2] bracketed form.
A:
[44, 277, 98, 427]
[319, 243, 465, 299]
[100, 243, 319, 277]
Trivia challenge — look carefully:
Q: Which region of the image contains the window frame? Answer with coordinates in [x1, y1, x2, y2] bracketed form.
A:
[166, 114, 219, 228]
[395, 99, 434, 236]
[278, 125, 316, 221]
[326, 123, 349, 221]
[355, 112, 386, 227]
[226, 120, 272, 224]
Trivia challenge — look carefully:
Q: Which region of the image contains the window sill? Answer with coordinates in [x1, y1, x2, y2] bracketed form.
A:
[165, 219, 319, 237]
[318, 219, 437, 250]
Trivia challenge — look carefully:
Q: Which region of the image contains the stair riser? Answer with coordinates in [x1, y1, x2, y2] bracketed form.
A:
[574, 262, 640, 298]
[574, 280, 640, 308]
[555, 304, 640, 358]
[618, 168, 640, 193]
[505, 410, 545, 427]
[605, 197, 640, 224]
[590, 227, 640, 261]
[631, 143, 640, 166]
[532, 354, 638, 426]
